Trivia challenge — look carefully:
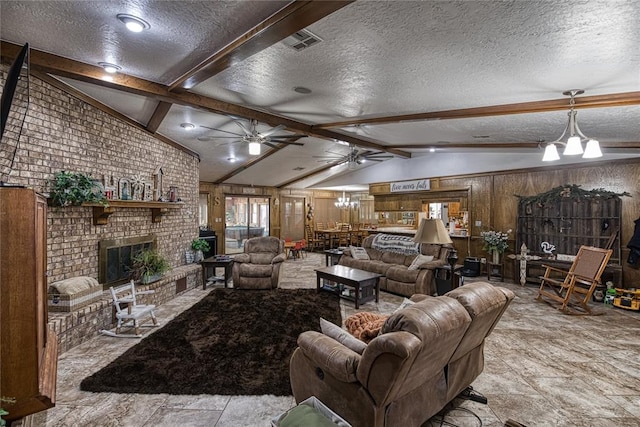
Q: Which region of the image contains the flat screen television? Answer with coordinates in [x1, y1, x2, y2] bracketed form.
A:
[0, 42, 29, 184]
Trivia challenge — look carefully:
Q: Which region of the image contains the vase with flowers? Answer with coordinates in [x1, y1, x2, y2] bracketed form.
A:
[481, 229, 512, 263]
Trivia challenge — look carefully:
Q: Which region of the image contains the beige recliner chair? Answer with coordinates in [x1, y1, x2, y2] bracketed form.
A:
[289, 282, 514, 426]
[231, 236, 286, 289]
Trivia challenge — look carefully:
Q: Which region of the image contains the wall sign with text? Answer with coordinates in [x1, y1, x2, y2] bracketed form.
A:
[390, 179, 431, 193]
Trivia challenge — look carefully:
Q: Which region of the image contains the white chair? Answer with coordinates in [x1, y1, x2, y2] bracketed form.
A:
[109, 280, 158, 336]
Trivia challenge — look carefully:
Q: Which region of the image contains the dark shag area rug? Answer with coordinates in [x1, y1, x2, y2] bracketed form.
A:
[80, 288, 341, 396]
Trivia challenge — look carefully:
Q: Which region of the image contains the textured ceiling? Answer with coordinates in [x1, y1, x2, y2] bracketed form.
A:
[1, 0, 639, 189]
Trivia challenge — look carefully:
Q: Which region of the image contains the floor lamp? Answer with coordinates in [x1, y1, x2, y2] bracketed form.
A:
[413, 218, 458, 295]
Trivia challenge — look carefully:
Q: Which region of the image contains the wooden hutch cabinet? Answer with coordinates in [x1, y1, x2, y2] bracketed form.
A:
[1, 187, 58, 422]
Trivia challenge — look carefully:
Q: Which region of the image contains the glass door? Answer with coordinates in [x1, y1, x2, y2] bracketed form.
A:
[281, 197, 305, 241]
[224, 196, 270, 254]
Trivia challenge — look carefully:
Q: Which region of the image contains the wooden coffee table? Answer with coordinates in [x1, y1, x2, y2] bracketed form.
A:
[315, 265, 381, 309]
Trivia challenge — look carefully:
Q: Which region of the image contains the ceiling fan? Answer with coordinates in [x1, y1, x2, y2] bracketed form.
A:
[200, 118, 307, 155]
[313, 144, 394, 169]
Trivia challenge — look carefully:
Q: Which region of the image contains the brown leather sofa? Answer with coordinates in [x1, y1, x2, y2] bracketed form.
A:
[289, 282, 514, 426]
[339, 233, 452, 296]
[231, 236, 286, 289]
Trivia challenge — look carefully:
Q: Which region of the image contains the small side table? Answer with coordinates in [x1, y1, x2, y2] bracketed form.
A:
[487, 262, 504, 281]
[434, 264, 464, 295]
[324, 249, 344, 266]
[201, 256, 234, 289]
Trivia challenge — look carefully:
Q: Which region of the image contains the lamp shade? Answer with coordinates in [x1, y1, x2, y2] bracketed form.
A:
[413, 218, 453, 245]
[582, 139, 603, 158]
[248, 141, 261, 155]
[542, 143, 560, 162]
[563, 136, 584, 155]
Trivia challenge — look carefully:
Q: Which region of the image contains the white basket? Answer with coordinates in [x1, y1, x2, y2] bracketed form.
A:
[271, 396, 351, 427]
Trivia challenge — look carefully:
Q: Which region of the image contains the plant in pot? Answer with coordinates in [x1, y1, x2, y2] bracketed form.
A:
[191, 239, 210, 262]
[131, 249, 170, 284]
[49, 170, 106, 207]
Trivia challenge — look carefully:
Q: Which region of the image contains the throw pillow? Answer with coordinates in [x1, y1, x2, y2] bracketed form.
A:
[393, 297, 415, 313]
[349, 246, 370, 260]
[320, 318, 367, 354]
[407, 254, 434, 270]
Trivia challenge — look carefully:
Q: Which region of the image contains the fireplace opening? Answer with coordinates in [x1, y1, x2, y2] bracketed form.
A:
[99, 235, 157, 289]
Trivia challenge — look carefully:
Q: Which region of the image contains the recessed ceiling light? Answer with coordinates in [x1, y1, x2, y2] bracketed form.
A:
[98, 62, 121, 74]
[180, 123, 195, 130]
[293, 86, 312, 94]
[117, 14, 150, 32]
[429, 148, 436, 153]
[227, 157, 237, 163]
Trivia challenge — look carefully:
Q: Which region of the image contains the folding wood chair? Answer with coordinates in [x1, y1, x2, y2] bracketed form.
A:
[109, 280, 158, 336]
[536, 246, 612, 315]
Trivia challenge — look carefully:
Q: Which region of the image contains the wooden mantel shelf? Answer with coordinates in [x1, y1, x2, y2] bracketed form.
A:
[82, 201, 184, 225]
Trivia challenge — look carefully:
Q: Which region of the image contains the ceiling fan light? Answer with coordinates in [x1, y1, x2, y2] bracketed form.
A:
[582, 139, 602, 159]
[542, 143, 560, 161]
[563, 136, 583, 155]
[249, 141, 261, 155]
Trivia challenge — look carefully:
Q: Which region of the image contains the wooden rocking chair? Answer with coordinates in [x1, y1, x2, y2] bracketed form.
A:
[106, 280, 158, 337]
[536, 246, 612, 315]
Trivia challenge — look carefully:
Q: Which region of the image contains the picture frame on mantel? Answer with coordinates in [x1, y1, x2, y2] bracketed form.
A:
[144, 182, 153, 201]
[118, 178, 131, 200]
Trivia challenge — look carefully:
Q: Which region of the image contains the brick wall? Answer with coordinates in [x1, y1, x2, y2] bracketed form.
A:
[2, 67, 200, 282]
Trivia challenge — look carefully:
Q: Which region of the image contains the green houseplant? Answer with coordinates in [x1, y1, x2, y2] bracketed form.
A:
[50, 171, 106, 207]
[191, 239, 210, 262]
[131, 249, 170, 284]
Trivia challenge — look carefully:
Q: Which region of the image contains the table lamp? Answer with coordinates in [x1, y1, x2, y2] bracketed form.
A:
[413, 218, 458, 295]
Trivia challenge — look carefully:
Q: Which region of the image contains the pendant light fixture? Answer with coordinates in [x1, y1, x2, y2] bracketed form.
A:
[542, 89, 602, 161]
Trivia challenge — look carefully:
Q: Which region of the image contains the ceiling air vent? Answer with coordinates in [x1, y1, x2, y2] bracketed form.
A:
[282, 29, 323, 51]
[292, 166, 306, 171]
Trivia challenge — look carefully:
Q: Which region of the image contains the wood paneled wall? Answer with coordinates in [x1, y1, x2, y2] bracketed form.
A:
[372, 159, 640, 286]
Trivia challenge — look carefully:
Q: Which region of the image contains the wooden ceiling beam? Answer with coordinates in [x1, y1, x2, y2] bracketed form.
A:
[276, 160, 345, 189]
[380, 141, 640, 149]
[1, 41, 409, 158]
[315, 91, 640, 129]
[146, 101, 173, 133]
[170, 1, 354, 90]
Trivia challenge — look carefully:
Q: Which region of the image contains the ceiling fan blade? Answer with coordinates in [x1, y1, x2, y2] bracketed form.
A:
[263, 142, 278, 148]
[270, 133, 308, 139]
[234, 120, 253, 136]
[259, 124, 286, 137]
[200, 125, 244, 137]
[271, 139, 305, 146]
[364, 155, 394, 160]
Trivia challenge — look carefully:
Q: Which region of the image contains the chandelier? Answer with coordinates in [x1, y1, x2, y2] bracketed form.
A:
[335, 191, 357, 209]
[542, 89, 602, 161]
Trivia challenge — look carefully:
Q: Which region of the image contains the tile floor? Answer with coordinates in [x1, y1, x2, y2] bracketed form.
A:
[32, 252, 640, 427]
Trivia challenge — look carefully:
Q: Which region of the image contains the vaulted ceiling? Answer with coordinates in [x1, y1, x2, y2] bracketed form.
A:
[2, 1, 639, 191]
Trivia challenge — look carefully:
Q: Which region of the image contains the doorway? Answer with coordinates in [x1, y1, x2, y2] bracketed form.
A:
[224, 196, 270, 254]
[281, 196, 305, 241]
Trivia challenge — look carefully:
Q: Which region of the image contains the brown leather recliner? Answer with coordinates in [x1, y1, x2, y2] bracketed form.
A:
[231, 236, 286, 289]
[289, 282, 514, 426]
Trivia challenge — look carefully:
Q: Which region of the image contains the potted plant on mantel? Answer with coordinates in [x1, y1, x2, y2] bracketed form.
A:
[191, 239, 210, 263]
[131, 249, 170, 284]
[49, 170, 106, 207]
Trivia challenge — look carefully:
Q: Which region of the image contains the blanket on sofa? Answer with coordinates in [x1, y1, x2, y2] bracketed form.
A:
[371, 233, 420, 255]
[345, 312, 389, 343]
